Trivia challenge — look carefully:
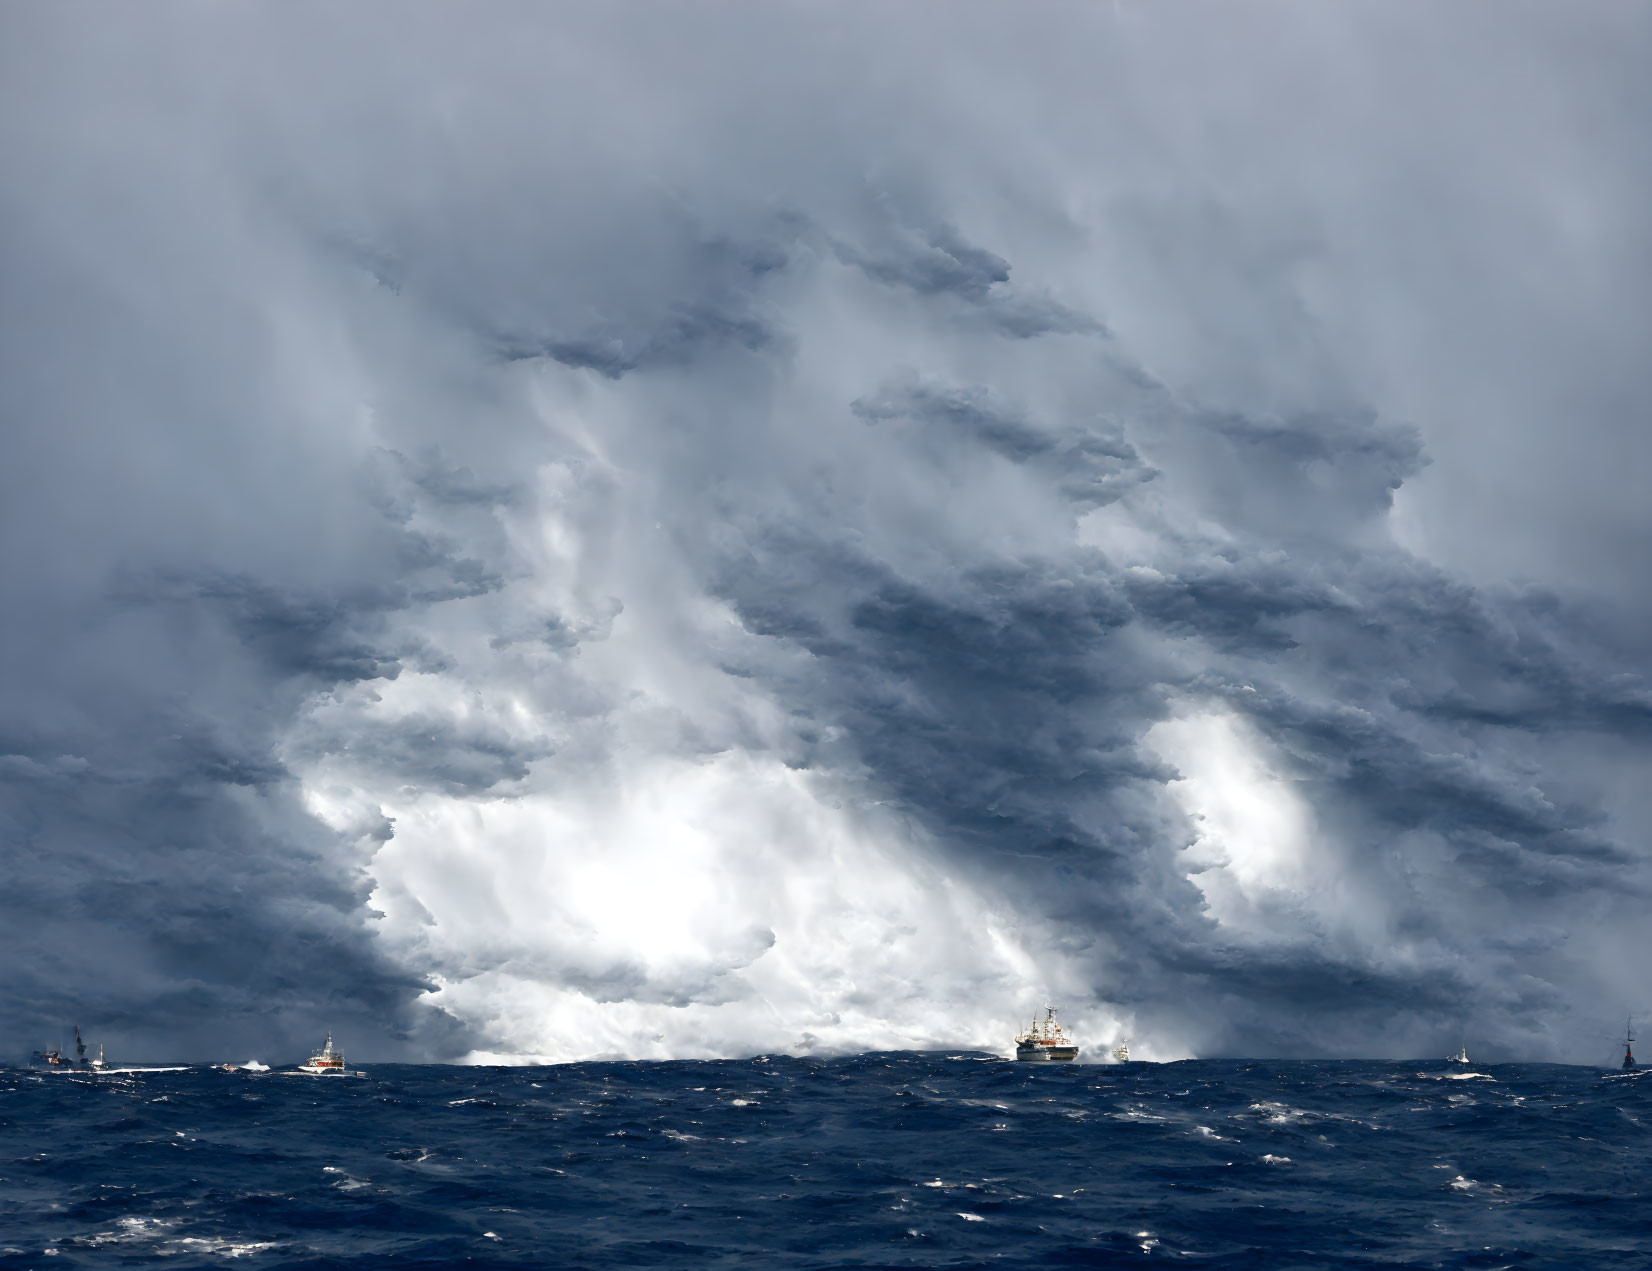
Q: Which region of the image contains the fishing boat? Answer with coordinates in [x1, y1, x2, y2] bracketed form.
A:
[1014, 1006, 1080, 1062]
[33, 1026, 93, 1071]
[298, 1030, 347, 1074]
[1623, 1020, 1637, 1072]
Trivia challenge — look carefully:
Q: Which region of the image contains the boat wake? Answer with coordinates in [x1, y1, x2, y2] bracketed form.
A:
[88, 1066, 191, 1075]
[283, 1068, 364, 1078]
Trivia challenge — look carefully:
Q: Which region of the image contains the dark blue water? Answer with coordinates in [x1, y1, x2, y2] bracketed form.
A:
[3, 1056, 1647, 1269]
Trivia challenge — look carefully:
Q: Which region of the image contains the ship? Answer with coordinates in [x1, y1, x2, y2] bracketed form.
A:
[33, 1025, 94, 1071]
[1113, 1043, 1130, 1063]
[1623, 1020, 1637, 1072]
[1015, 1006, 1080, 1062]
[298, 1030, 347, 1074]
[1449, 1044, 1470, 1066]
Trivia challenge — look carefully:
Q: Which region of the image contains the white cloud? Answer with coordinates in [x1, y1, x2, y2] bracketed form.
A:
[6, 1, 1651, 1065]
[1148, 709, 1320, 933]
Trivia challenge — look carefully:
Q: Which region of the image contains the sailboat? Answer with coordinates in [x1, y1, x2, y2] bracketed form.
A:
[1623, 1020, 1637, 1072]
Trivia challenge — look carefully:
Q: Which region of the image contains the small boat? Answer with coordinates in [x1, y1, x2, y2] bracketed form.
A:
[298, 1030, 347, 1074]
[1623, 1020, 1637, 1072]
[90, 1043, 110, 1072]
[1113, 1043, 1130, 1063]
[1449, 1044, 1470, 1066]
[1015, 1006, 1080, 1062]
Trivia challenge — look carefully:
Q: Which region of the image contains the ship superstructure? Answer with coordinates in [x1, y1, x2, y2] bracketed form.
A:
[299, 1031, 347, 1074]
[33, 1025, 103, 1071]
[1014, 1006, 1080, 1062]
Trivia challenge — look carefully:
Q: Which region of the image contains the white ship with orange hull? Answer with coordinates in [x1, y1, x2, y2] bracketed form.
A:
[1015, 1006, 1080, 1062]
[298, 1031, 347, 1074]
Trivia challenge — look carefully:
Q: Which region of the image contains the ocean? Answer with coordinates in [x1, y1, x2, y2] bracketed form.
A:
[2, 1056, 1646, 1269]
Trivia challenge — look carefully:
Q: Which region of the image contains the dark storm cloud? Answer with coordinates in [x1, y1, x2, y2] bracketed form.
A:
[3, 1, 1649, 1064]
[716, 538, 1165, 909]
[1120, 559, 1337, 652]
[1232, 674, 1628, 870]
[853, 378, 1157, 508]
[165, 575, 409, 684]
[0, 514, 491, 1058]
[708, 364, 1652, 1049]
[854, 380, 1056, 462]
[496, 306, 780, 379]
[478, 227, 799, 376]
[836, 225, 1106, 340]
[841, 227, 1013, 300]
[387, 448, 520, 511]
[0, 733, 436, 1056]
[291, 713, 550, 798]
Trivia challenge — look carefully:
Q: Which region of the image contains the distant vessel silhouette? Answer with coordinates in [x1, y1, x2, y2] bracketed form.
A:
[33, 1025, 102, 1071]
[1623, 1020, 1636, 1072]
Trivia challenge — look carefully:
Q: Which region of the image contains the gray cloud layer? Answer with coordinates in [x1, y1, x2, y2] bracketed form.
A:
[2, 2, 1649, 1063]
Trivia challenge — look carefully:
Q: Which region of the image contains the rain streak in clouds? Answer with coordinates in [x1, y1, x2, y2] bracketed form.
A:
[3, 3, 1651, 1064]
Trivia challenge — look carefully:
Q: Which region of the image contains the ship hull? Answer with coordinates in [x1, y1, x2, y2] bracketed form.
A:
[1015, 1045, 1080, 1062]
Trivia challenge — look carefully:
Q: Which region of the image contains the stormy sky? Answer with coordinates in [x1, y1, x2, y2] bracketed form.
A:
[4, 3, 1650, 1065]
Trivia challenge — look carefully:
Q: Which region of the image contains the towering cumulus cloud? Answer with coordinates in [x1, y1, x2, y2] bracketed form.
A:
[3, 4, 1650, 1062]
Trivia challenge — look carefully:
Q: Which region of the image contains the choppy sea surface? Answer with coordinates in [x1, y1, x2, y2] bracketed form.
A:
[2, 1056, 1647, 1269]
